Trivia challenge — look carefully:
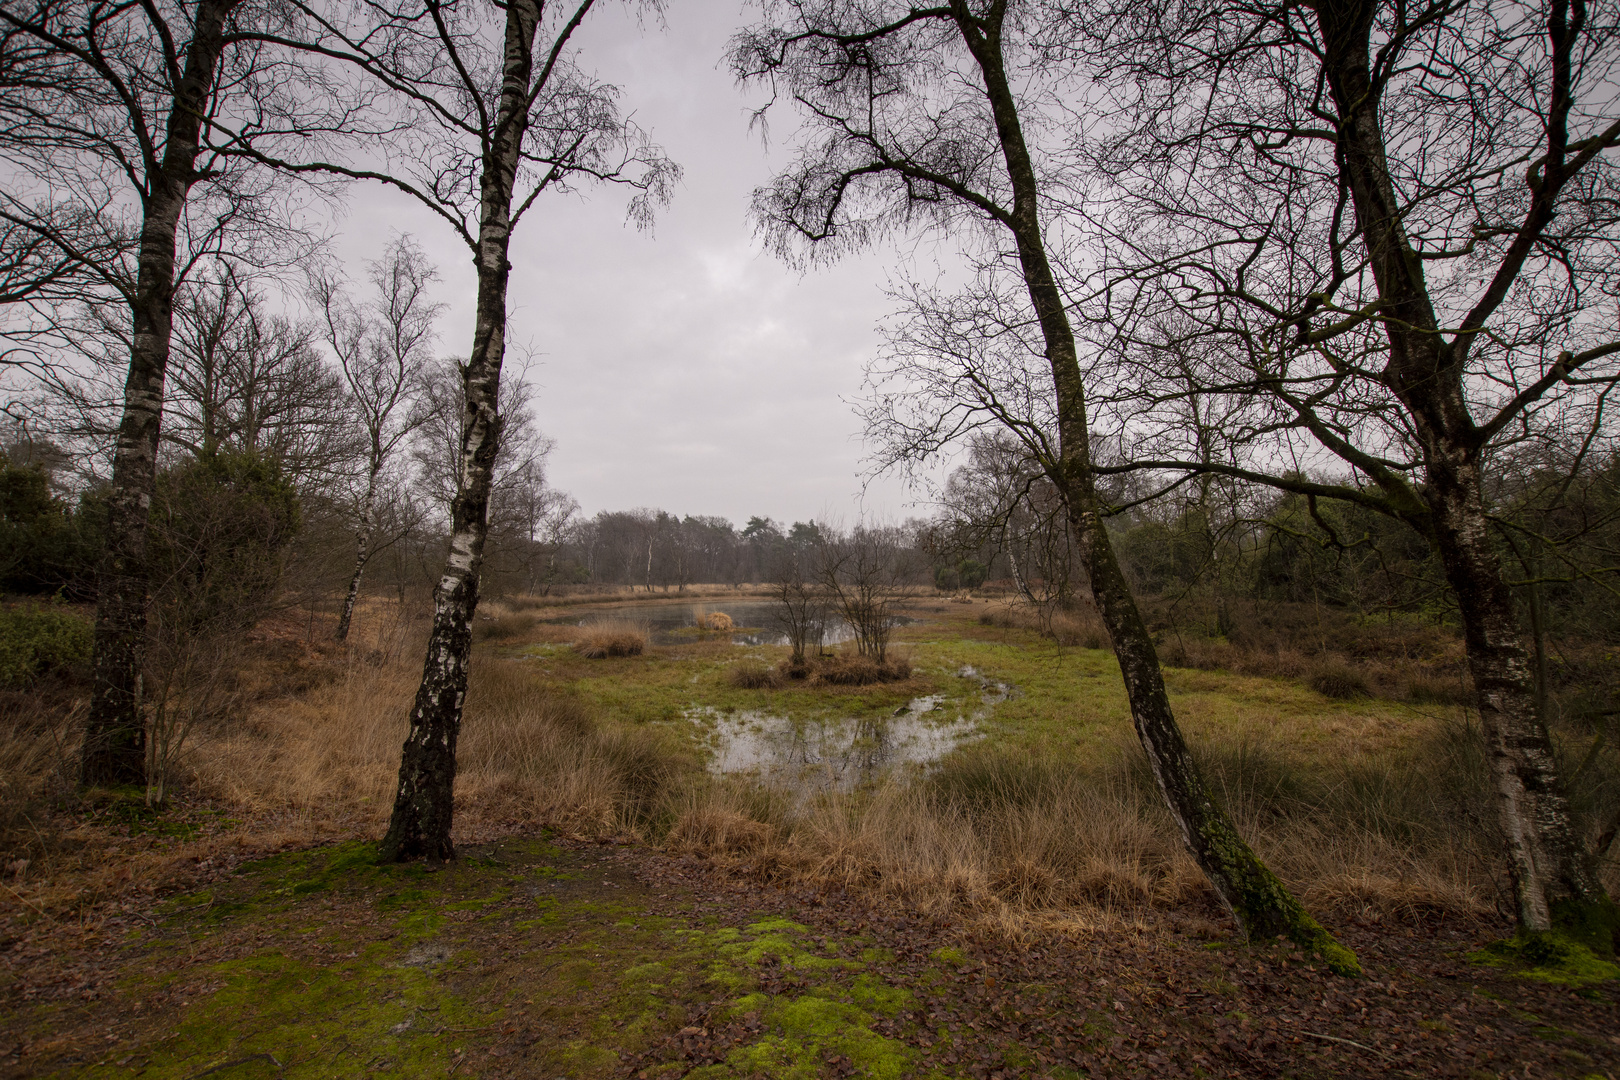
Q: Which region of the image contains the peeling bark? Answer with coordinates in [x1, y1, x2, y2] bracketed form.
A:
[378, 0, 541, 863]
[80, 0, 242, 789]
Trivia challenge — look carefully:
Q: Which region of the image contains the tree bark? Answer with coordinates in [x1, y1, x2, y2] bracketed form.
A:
[335, 475, 377, 642]
[377, 0, 540, 863]
[80, 0, 241, 789]
[1314, 0, 1615, 950]
[1428, 458, 1609, 938]
[953, 0, 1357, 971]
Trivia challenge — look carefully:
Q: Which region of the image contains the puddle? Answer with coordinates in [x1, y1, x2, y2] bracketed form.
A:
[547, 600, 916, 647]
[690, 667, 1011, 795]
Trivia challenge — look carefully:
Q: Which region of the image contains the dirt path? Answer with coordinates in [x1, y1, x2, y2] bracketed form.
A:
[2, 834, 1614, 1078]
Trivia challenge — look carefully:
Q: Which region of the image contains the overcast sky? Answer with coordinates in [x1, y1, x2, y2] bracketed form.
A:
[328, 1, 959, 529]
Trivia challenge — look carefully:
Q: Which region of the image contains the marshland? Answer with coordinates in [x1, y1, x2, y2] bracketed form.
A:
[7, 0, 1620, 1074]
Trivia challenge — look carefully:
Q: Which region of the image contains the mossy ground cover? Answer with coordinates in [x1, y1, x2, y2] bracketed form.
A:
[4, 832, 1616, 1078]
[2, 837, 969, 1079]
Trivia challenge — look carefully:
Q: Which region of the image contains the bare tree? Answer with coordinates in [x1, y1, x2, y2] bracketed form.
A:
[0, 0, 327, 788]
[770, 547, 826, 668]
[253, 0, 678, 859]
[733, 0, 1357, 970]
[815, 522, 913, 662]
[167, 263, 347, 476]
[1064, 0, 1620, 947]
[939, 431, 1082, 622]
[310, 236, 438, 640]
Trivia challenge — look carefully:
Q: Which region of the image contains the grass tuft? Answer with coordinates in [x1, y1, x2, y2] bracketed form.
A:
[572, 620, 648, 659]
[730, 660, 784, 689]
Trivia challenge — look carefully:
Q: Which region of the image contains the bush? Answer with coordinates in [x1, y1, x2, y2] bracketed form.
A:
[0, 607, 92, 688]
[147, 450, 301, 641]
[572, 620, 647, 658]
[805, 652, 912, 686]
[0, 458, 97, 597]
[1309, 664, 1371, 699]
[729, 660, 782, 689]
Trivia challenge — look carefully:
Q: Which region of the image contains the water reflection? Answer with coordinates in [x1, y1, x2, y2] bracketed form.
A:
[691, 667, 1013, 795]
[692, 703, 978, 794]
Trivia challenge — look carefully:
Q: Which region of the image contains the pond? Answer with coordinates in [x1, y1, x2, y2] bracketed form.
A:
[688, 666, 1013, 796]
[549, 599, 915, 647]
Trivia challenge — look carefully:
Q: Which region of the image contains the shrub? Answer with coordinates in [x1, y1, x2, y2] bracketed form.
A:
[0, 607, 92, 688]
[0, 459, 94, 596]
[808, 651, 912, 686]
[572, 620, 647, 658]
[729, 660, 782, 689]
[778, 656, 812, 680]
[1309, 664, 1371, 700]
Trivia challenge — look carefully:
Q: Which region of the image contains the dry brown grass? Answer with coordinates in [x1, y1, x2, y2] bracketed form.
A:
[572, 619, 648, 659]
[728, 660, 783, 689]
[661, 725, 1516, 933]
[191, 651, 688, 837]
[698, 609, 735, 632]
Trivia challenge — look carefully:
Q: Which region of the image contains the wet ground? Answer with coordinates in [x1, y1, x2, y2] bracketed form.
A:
[692, 667, 1013, 795]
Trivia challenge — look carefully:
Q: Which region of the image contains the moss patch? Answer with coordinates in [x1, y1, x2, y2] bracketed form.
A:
[1471, 931, 1620, 987]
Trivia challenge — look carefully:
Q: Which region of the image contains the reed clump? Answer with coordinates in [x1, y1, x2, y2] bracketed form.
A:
[572, 620, 648, 659]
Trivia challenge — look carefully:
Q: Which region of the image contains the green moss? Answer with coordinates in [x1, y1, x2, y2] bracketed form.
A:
[692, 993, 915, 1080]
[1471, 931, 1620, 987]
[1197, 815, 1361, 976]
[100, 952, 486, 1078]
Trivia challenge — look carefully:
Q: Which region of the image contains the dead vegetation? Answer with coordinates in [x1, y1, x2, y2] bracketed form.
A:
[4, 595, 1615, 945]
[571, 619, 649, 658]
[660, 720, 1520, 931]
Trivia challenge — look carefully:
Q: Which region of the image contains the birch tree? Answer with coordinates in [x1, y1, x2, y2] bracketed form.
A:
[733, 0, 1358, 971]
[310, 236, 438, 641]
[262, 0, 677, 861]
[0, 0, 321, 787]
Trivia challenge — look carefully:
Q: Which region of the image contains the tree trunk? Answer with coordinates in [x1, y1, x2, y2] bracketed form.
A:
[953, 2, 1357, 972]
[80, 0, 240, 789]
[335, 476, 378, 642]
[1427, 459, 1613, 946]
[1315, 0, 1615, 950]
[377, 0, 539, 863]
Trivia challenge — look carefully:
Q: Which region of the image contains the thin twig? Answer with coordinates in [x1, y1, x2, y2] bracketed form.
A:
[0, 880, 53, 921]
[1302, 1030, 1395, 1059]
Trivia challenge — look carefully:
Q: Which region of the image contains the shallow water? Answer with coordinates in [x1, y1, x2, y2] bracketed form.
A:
[550, 600, 914, 647]
[689, 665, 1014, 795]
